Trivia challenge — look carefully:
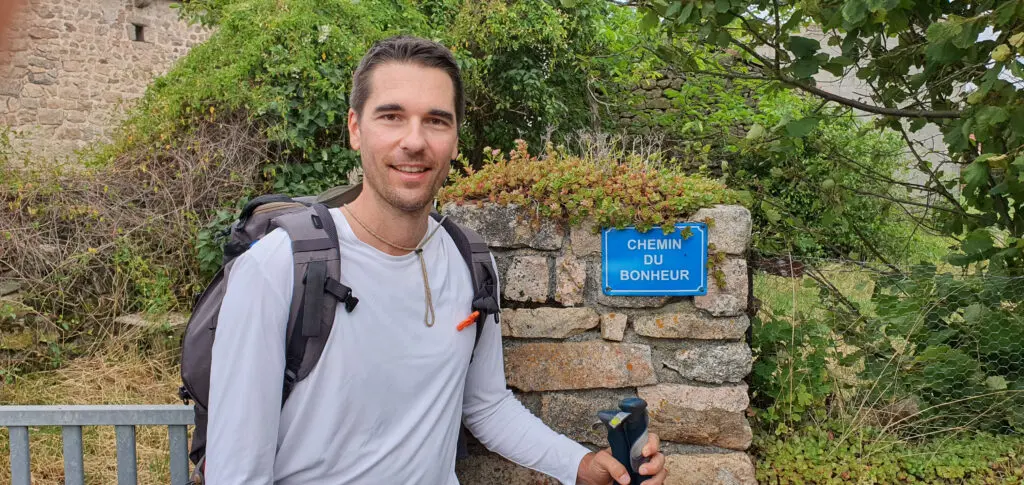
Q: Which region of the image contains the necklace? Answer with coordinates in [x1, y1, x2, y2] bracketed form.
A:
[342, 204, 447, 327]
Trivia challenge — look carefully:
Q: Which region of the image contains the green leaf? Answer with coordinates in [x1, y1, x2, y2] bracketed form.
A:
[678, 2, 695, 23]
[996, 2, 1018, 25]
[640, 9, 661, 31]
[715, 31, 732, 47]
[715, 0, 731, 13]
[761, 201, 782, 223]
[665, 2, 681, 17]
[791, 59, 820, 78]
[831, 56, 854, 66]
[841, 0, 868, 26]
[964, 303, 986, 324]
[925, 41, 963, 64]
[986, 376, 1008, 391]
[946, 253, 975, 266]
[866, 0, 899, 11]
[989, 180, 1010, 196]
[976, 106, 1009, 127]
[909, 117, 927, 132]
[953, 22, 985, 49]
[926, 21, 962, 44]
[785, 116, 821, 138]
[559, 0, 577, 7]
[821, 62, 844, 77]
[745, 123, 766, 140]
[886, 9, 909, 33]
[962, 229, 994, 255]
[787, 36, 821, 58]
[963, 160, 989, 193]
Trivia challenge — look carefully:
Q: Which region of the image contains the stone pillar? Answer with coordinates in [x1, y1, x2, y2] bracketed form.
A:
[444, 202, 756, 485]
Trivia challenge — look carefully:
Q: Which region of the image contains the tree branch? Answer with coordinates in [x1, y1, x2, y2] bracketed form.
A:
[839, 185, 966, 215]
[772, 0, 782, 72]
[781, 78, 961, 118]
[820, 143, 937, 193]
[724, 37, 961, 119]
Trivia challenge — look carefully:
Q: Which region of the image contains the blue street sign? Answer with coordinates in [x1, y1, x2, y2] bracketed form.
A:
[602, 223, 708, 296]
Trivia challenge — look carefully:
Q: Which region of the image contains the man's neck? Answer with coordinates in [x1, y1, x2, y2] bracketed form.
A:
[343, 193, 431, 256]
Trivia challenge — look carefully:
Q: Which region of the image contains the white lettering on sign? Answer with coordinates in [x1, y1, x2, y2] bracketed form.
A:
[643, 254, 664, 265]
[627, 238, 683, 251]
[619, 270, 690, 281]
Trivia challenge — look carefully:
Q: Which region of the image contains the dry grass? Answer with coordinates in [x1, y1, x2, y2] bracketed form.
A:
[0, 329, 184, 484]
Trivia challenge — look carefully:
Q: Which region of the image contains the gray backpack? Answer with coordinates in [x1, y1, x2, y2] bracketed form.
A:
[178, 183, 500, 481]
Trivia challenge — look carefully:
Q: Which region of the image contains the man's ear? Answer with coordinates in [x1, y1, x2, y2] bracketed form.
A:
[347, 108, 361, 151]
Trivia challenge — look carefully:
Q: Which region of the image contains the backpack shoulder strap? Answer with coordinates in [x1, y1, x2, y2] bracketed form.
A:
[435, 212, 501, 461]
[270, 203, 356, 403]
[432, 213, 500, 352]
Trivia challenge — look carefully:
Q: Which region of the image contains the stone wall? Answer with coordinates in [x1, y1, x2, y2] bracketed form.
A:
[0, 0, 207, 159]
[615, 72, 754, 173]
[444, 202, 757, 485]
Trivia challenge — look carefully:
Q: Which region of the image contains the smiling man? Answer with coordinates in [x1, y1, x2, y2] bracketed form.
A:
[204, 35, 667, 485]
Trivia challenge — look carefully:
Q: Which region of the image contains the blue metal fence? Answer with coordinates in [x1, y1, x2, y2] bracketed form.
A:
[1, 405, 194, 485]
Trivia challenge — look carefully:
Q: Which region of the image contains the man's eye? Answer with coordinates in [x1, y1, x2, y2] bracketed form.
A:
[381, 114, 400, 121]
[427, 118, 449, 126]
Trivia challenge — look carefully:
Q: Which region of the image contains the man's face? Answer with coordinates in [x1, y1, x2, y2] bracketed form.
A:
[348, 62, 459, 214]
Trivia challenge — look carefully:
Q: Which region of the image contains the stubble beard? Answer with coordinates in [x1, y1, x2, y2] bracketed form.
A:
[366, 154, 447, 214]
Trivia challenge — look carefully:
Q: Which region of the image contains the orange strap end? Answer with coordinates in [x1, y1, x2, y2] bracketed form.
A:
[457, 311, 480, 332]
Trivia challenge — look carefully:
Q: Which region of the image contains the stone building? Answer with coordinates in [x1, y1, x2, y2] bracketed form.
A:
[0, 0, 207, 159]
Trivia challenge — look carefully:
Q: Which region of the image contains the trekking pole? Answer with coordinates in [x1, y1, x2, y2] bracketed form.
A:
[597, 397, 652, 484]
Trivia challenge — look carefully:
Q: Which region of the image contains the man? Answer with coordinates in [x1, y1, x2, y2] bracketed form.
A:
[206, 35, 668, 485]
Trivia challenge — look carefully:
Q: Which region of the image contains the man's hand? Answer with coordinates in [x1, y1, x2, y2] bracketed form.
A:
[576, 433, 667, 484]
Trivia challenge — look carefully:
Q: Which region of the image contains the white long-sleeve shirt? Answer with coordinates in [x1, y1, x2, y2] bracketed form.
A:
[206, 208, 590, 484]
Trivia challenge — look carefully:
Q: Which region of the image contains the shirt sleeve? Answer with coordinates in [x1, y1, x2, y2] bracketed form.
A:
[461, 256, 591, 485]
[205, 229, 294, 485]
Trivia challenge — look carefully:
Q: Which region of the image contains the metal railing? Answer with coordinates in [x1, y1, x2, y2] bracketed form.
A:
[1, 404, 194, 485]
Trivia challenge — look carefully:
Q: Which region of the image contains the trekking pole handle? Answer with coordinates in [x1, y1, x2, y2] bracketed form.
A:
[598, 398, 652, 484]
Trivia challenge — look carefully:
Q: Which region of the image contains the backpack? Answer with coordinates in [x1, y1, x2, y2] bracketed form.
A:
[178, 183, 501, 482]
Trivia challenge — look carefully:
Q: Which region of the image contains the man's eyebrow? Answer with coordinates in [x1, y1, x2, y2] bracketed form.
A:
[373, 103, 404, 113]
[428, 109, 455, 122]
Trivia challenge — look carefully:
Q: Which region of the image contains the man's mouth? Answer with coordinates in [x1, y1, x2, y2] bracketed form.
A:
[392, 165, 429, 174]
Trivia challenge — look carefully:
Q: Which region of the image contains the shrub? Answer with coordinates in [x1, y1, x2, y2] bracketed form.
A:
[0, 119, 267, 370]
[726, 93, 935, 264]
[853, 266, 1024, 435]
[131, 0, 656, 170]
[749, 310, 837, 429]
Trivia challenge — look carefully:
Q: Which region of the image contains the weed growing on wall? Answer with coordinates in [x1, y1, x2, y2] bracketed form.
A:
[439, 140, 739, 232]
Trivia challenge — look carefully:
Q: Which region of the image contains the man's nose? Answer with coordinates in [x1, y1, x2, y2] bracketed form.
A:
[399, 122, 427, 153]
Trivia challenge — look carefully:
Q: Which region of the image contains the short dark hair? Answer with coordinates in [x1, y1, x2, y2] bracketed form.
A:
[350, 35, 465, 126]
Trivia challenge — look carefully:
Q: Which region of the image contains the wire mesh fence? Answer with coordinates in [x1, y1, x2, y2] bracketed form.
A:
[751, 255, 1024, 438]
